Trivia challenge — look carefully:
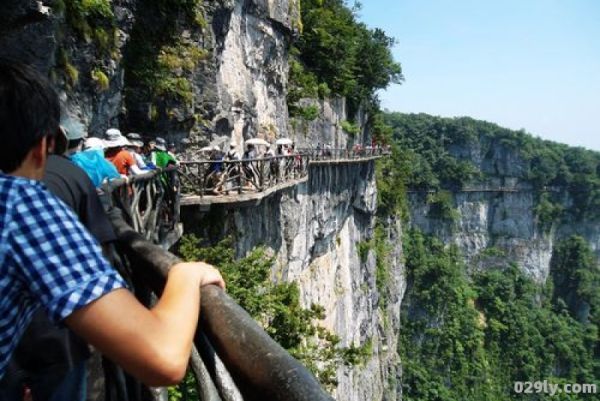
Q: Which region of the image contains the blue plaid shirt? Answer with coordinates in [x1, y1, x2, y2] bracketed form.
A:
[0, 174, 126, 377]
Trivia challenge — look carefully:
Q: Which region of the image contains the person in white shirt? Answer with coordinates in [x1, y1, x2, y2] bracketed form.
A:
[126, 133, 150, 171]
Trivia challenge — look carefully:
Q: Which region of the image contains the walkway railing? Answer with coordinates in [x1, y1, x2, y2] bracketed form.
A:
[179, 147, 389, 198]
[179, 154, 310, 197]
[301, 146, 389, 161]
[101, 166, 180, 245]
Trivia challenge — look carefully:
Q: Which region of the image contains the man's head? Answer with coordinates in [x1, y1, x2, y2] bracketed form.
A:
[103, 128, 130, 150]
[0, 59, 60, 177]
[155, 137, 167, 151]
[62, 118, 86, 155]
[126, 133, 144, 152]
[83, 137, 106, 152]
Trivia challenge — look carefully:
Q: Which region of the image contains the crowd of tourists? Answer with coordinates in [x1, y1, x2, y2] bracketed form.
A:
[191, 141, 304, 195]
[59, 124, 180, 189]
[0, 59, 226, 401]
[189, 140, 388, 195]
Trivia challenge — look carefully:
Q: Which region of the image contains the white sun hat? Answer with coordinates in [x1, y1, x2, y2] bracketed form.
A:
[103, 128, 131, 149]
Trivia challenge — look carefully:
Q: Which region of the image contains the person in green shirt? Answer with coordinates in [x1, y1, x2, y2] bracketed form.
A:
[150, 137, 177, 168]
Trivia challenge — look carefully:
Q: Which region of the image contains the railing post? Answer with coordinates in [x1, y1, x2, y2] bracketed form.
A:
[200, 162, 206, 198]
[237, 161, 243, 194]
[258, 159, 264, 191]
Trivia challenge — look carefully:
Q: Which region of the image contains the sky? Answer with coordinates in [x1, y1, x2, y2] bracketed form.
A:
[358, 0, 600, 151]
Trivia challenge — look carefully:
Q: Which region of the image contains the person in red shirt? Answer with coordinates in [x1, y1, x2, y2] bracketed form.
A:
[103, 128, 143, 176]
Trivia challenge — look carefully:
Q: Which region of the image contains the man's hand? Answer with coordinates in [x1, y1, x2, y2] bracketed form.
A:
[169, 261, 225, 290]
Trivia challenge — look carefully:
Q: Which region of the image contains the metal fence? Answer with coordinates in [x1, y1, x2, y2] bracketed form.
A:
[300, 146, 389, 161]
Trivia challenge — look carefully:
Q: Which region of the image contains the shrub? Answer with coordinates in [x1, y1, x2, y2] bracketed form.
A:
[64, 62, 79, 86]
[356, 240, 371, 263]
[177, 236, 374, 390]
[427, 190, 458, 221]
[296, 104, 319, 121]
[341, 120, 359, 136]
[91, 68, 109, 91]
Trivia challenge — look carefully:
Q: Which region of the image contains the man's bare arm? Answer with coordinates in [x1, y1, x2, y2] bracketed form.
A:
[64, 261, 225, 386]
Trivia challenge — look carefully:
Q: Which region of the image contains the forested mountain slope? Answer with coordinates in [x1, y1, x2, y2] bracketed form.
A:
[379, 112, 600, 401]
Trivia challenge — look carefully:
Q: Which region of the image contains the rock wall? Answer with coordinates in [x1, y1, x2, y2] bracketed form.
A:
[0, 0, 137, 132]
[408, 139, 600, 283]
[182, 161, 404, 401]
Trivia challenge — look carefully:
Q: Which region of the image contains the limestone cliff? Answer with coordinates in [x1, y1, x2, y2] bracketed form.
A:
[0, 2, 402, 400]
[407, 135, 600, 283]
[228, 162, 404, 401]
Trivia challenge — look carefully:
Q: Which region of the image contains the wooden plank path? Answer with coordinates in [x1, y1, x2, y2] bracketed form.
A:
[181, 176, 309, 209]
[406, 186, 566, 194]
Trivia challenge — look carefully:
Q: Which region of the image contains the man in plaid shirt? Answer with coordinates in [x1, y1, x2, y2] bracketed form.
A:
[0, 59, 225, 387]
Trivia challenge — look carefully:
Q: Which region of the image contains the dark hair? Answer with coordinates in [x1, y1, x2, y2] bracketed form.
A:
[0, 58, 60, 172]
[68, 138, 84, 150]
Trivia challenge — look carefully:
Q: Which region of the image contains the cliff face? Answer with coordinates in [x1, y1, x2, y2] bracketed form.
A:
[184, 160, 404, 401]
[1, 2, 402, 400]
[408, 138, 600, 282]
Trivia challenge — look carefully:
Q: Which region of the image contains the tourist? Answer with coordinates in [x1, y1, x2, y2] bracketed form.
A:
[0, 122, 121, 400]
[226, 143, 241, 160]
[104, 128, 144, 176]
[126, 132, 152, 170]
[0, 58, 225, 391]
[242, 144, 259, 189]
[69, 137, 121, 188]
[206, 145, 225, 195]
[265, 143, 275, 158]
[150, 137, 177, 168]
[168, 142, 179, 162]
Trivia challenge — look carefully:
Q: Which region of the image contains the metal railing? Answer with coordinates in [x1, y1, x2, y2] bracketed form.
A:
[300, 146, 390, 161]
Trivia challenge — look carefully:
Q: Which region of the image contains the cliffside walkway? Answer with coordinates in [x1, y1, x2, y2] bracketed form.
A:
[180, 147, 389, 208]
[101, 148, 390, 244]
[406, 186, 566, 194]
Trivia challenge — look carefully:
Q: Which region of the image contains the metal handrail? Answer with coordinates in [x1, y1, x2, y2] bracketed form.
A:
[298, 146, 390, 161]
[108, 212, 334, 401]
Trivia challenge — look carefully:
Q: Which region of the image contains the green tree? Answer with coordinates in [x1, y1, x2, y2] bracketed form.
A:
[290, 0, 402, 117]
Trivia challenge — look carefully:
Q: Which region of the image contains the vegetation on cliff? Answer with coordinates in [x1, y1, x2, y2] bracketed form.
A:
[400, 230, 600, 401]
[288, 0, 402, 120]
[169, 236, 372, 399]
[384, 112, 600, 222]
[372, 112, 600, 400]
[123, 0, 207, 130]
